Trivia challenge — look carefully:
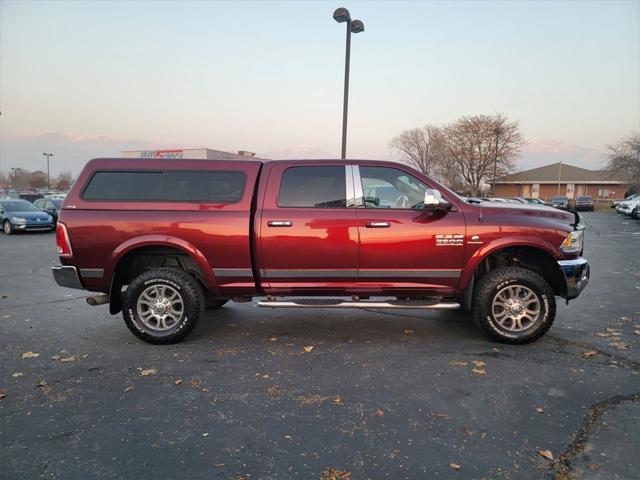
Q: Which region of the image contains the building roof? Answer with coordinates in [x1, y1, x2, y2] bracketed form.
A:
[493, 162, 628, 184]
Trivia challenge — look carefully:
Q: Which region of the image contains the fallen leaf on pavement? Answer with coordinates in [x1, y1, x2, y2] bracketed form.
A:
[60, 356, 76, 363]
[582, 351, 598, 359]
[450, 463, 461, 470]
[12, 372, 24, 378]
[0, 390, 6, 399]
[212, 464, 225, 468]
[123, 385, 134, 393]
[634, 330, 640, 336]
[140, 368, 158, 376]
[51, 355, 60, 360]
[333, 396, 343, 406]
[471, 360, 486, 368]
[375, 408, 385, 416]
[22, 351, 39, 359]
[303, 346, 314, 353]
[587, 463, 601, 471]
[269, 337, 278, 341]
[320, 468, 351, 480]
[595, 332, 610, 337]
[536, 407, 544, 413]
[403, 329, 414, 335]
[538, 450, 554, 460]
[202, 432, 209, 437]
[472, 368, 487, 375]
[449, 360, 468, 367]
[174, 379, 182, 385]
[609, 342, 628, 350]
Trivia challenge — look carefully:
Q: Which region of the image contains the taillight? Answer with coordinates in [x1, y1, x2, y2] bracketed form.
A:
[56, 222, 73, 257]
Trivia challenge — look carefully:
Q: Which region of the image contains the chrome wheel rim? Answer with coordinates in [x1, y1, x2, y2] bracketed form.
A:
[3, 222, 10, 234]
[136, 285, 184, 331]
[491, 284, 540, 332]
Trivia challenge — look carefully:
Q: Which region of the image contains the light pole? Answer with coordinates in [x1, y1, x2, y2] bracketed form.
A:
[333, 7, 364, 160]
[43, 153, 54, 189]
[492, 127, 502, 197]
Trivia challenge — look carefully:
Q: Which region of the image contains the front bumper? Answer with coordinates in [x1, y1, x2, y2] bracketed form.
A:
[14, 221, 54, 231]
[52, 265, 84, 290]
[558, 258, 589, 300]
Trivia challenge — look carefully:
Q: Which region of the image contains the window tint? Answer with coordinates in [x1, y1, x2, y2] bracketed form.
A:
[360, 166, 443, 209]
[83, 172, 162, 201]
[278, 166, 346, 208]
[162, 171, 245, 202]
[82, 170, 246, 203]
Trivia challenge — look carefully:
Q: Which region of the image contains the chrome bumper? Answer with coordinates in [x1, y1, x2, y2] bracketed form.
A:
[52, 265, 84, 290]
[558, 258, 589, 300]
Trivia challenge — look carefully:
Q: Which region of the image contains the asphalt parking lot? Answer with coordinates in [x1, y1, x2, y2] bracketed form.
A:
[1, 211, 639, 480]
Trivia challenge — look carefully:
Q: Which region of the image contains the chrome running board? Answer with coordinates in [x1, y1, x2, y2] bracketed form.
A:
[257, 298, 460, 310]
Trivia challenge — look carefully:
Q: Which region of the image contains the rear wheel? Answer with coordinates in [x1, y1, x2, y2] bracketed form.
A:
[122, 268, 204, 344]
[472, 266, 556, 344]
[3, 220, 13, 235]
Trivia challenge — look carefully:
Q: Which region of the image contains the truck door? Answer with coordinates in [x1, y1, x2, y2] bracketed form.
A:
[354, 165, 465, 294]
[257, 163, 359, 293]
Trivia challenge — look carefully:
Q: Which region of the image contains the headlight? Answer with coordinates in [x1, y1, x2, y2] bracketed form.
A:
[11, 216, 27, 223]
[560, 230, 584, 254]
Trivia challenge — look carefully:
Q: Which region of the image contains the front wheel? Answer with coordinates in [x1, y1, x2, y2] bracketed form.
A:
[122, 268, 204, 344]
[3, 220, 13, 235]
[472, 266, 556, 344]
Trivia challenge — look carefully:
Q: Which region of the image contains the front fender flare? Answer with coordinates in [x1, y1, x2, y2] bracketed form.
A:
[460, 236, 560, 291]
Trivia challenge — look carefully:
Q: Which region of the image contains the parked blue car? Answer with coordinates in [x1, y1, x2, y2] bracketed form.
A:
[0, 199, 54, 235]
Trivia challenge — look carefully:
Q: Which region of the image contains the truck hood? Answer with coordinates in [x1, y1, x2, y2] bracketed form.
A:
[475, 201, 578, 227]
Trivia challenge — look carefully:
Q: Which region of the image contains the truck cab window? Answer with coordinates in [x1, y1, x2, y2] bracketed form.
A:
[278, 166, 347, 208]
[359, 166, 443, 209]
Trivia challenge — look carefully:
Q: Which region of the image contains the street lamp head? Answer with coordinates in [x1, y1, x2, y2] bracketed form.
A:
[350, 19, 365, 33]
[333, 7, 351, 23]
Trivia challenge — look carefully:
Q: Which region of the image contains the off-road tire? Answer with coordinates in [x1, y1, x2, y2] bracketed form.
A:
[3, 220, 14, 235]
[473, 266, 556, 344]
[122, 268, 204, 345]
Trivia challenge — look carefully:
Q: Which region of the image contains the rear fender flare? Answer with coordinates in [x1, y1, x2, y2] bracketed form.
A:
[106, 235, 220, 295]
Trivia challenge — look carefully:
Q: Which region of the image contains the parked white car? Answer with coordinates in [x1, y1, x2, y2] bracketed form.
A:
[614, 194, 640, 213]
[620, 197, 640, 219]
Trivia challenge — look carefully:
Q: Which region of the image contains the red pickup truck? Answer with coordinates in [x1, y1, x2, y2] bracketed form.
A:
[52, 158, 589, 345]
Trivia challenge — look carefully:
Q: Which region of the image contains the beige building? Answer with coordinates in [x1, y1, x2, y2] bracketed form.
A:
[491, 162, 630, 201]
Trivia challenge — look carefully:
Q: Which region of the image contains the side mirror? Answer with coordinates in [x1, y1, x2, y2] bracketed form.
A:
[423, 189, 452, 211]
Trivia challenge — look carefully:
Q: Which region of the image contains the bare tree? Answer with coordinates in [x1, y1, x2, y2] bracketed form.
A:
[28, 170, 48, 189]
[55, 171, 74, 191]
[441, 114, 523, 196]
[389, 125, 445, 175]
[607, 132, 640, 187]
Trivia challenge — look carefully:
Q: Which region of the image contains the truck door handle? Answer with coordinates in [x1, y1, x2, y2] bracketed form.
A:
[268, 221, 293, 227]
[366, 222, 390, 228]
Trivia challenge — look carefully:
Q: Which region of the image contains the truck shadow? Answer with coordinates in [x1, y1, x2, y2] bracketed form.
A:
[188, 305, 485, 345]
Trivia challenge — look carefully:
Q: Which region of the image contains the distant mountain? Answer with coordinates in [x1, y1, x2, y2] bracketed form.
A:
[260, 146, 337, 160]
[517, 140, 607, 172]
[0, 132, 151, 176]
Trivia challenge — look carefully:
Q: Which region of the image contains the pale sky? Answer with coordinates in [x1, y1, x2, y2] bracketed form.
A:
[1, 0, 639, 175]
